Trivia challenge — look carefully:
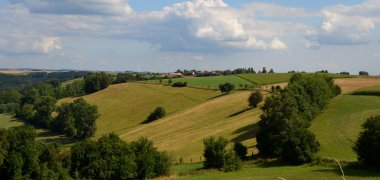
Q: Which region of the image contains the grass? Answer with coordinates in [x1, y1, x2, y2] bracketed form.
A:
[310, 95, 380, 161]
[237, 73, 353, 85]
[236, 73, 294, 85]
[60, 83, 221, 139]
[172, 162, 380, 180]
[60, 77, 83, 87]
[120, 91, 265, 162]
[149, 75, 256, 89]
[0, 114, 24, 129]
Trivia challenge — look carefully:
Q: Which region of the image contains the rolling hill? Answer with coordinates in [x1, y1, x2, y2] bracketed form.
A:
[120, 91, 265, 162]
[60, 83, 221, 138]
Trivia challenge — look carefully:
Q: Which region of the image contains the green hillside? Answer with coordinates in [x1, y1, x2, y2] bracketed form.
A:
[60, 83, 221, 138]
[121, 91, 264, 162]
[310, 95, 380, 161]
[151, 75, 256, 89]
[237, 73, 353, 85]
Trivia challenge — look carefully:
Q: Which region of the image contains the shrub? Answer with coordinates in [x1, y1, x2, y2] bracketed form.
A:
[203, 136, 228, 169]
[248, 90, 263, 108]
[281, 128, 320, 164]
[354, 116, 380, 167]
[233, 142, 247, 160]
[203, 136, 241, 172]
[219, 83, 235, 94]
[223, 149, 242, 172]
[146, 107, 166, 122]
[172, 82, 187, 87]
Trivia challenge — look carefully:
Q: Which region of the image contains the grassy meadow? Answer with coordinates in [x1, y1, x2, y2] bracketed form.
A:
[60, 83, 221, 138]
[0, 114, 24, 129]
[150, 75, 256, 89]
[172, 162, 380, 180]
[310, 94, 380, 161]
[120, 91, 264, 162]
[236, 73, 293, 85]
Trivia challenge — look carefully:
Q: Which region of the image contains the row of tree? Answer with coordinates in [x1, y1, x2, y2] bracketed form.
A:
[0, 127, 170, 179]
[256, 74, 341, 164]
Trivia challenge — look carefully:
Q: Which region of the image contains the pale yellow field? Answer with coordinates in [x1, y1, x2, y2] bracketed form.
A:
[335, 76, 380, 93]
[120, 91, 263, 162]
[60, 83, 221, 138]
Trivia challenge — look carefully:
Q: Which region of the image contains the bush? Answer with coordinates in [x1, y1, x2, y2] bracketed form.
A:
[223, 149, 242, 172]
[172, 82, 187, 87]
[146, 107, 166, 122]
[354, 116, 380, 167]
[71, 135, 170, 179]
[233, 142, 247, 160]
[281, 128, 320, 164]
[248, 90, 263, 108]
[219, 83, 235, 94]
[203, 136, 241, 172]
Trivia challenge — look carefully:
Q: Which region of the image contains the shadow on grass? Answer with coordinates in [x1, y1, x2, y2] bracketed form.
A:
[37, 130, 77, 145]
[207, 93, 227, 100]
[231, 123, 259, 143]
[312, 162, 380, 178]
[228, 107, 253, 118]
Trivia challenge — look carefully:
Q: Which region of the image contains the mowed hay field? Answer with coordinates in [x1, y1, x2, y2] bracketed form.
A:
[152, 75, 256, 89]
[236, 73, 293, 85]
[335, 76, 380, 93]
[121, 91, 263, 162]
[60, 83, 221, 138]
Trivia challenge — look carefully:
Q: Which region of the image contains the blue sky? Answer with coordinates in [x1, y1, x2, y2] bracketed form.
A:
[0, 0, 379, 74]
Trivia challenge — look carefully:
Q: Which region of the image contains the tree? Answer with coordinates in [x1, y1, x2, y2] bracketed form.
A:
[70, 133, 137, 179]
[233, 142, 247, 160]
[262, 67, 267, 73]
[354, 116, 380, 166]
[203, 136, 241, 172]
[359, 71, 369, 76]
[268, 69, 274, 73]
[219, 83, 235, 94]
[131, 137, 170, 179]
[281, 128, 320, 164]
[0, 127, 69, 179]
[146, 107, 166, 123]
[54, 98, 99, 139]
[248, 90, 263, 108]
[34, 96, 57, 128]
[84, 72, 112, 94]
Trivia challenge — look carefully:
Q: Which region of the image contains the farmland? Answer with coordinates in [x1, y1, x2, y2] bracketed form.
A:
[60, 83, 221, 138]
[120, 91, 265, 162]
[151, 75, 256, 89]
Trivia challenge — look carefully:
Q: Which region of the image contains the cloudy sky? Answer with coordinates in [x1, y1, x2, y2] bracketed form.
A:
[0, 0, 379, 74]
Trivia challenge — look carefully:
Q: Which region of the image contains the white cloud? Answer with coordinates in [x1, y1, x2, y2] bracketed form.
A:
[33, 37, 62, 53]
[9, 0, 133, 16]
[307, 0, 380, 47]
[270, 37, 287, 50]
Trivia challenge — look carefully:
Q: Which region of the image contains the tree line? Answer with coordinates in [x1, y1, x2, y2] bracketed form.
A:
[0, 127, 170, 179]
[256, 73, 341, 164]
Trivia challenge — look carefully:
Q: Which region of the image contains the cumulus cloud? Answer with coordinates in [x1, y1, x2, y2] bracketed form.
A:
[0, 34, 62, 54]
[306, 0, 380, 47]
[270, 37, 287, 50]
[9, 0, 133, 16]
